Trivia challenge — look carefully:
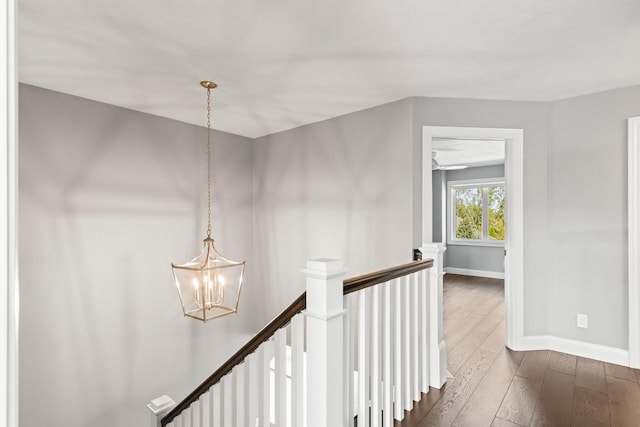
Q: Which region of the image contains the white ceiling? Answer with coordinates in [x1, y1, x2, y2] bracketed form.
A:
[19, 0, 640, 138]
[432, 138, 505, 168]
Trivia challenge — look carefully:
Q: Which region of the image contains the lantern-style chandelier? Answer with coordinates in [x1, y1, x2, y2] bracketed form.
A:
[171, 81, 245, 322]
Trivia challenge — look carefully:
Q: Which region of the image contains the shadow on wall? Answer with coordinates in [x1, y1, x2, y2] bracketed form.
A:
[252, 99, 414, 324]
[19, 85, 254, 427]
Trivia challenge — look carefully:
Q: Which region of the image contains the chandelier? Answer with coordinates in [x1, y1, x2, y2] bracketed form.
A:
[171, 81, 245, 322]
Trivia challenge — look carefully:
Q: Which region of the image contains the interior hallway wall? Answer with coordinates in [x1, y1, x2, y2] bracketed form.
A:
[545, 85, 640, 349]
[19, 84, 255, 427]
[252, 99, 414, 325]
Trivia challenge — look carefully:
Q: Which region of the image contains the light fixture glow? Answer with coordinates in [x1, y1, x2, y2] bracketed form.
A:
[171, 81, 246, 322]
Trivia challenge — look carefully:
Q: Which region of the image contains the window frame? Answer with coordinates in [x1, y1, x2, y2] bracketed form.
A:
[447, 177, 506, 247]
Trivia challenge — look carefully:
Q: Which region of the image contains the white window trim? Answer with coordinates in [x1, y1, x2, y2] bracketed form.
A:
[447, 177, 505, 247]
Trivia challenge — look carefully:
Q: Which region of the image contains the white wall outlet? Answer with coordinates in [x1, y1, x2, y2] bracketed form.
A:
[577, 313, 588, 329]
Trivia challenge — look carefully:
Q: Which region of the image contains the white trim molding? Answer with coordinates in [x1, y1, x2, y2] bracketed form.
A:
[444, 267, 504, 280]
[422, 126, 524, 350]
[522, 336, 629, 367]
[1, 0, 19, 426]
[629, 117, 640, 368]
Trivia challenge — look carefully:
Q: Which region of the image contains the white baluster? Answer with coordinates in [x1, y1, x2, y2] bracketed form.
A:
[199, 392, 208, 427]
[371, 286, 381, 426]
[393, 278, 404, 420]
[259, 340, 273, 426]
[247, 353, 259, 427]
[302, 259, 347, 427]
[382, 281, 393, 426]
[419, 269, 430, 393]
[421, 243, 447, 388]
[211, 382, 222, 427]
[347, 295, 356, 427]
[342, 295, 351, 427]
[412, 273, 420, 403]
[403, 274, 412, 411]
[191, 396, 199, 427]
[223, 374, 235, 426]
[291, 314, 305, 427]
[358, 288, 371, 426]
[235, 363, 247, 427]
[274, 328, 287, 426]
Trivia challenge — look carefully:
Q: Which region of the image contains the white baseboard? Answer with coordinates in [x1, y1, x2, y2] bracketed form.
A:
[444, 267, 504, 280]
[521, 335, 630, 367]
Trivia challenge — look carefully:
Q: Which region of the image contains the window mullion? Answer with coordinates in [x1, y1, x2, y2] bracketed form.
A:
[482, 187, 489, 240]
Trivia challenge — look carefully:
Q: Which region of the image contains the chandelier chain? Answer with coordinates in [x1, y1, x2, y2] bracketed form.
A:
[206, 87, 212, 237]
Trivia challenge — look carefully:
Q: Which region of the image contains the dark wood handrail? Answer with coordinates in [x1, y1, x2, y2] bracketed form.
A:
[343, 259, 433, 295]
[161, 259, 433, 426]
[161, 293, 306, 426]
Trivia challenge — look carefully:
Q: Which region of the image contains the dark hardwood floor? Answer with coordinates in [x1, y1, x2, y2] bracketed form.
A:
[397, 274, 640, 427]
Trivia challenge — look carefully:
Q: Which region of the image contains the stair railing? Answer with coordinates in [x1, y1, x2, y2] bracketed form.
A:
[149, 243, 446, 427]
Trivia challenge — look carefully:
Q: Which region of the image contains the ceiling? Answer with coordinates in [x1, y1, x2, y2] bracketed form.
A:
[19, 0, 640, 138]
[432, 138, 505, 168]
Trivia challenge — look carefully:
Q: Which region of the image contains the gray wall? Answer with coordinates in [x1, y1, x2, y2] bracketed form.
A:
[413, 86, 640, 347]
[437, 165, 506, 273]
[252, 99, 414, 325]
[544, 86, 640, 349]
[19, 85, 255, 427]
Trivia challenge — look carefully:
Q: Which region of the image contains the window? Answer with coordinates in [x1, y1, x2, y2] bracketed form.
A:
[448, 178, 505, 246]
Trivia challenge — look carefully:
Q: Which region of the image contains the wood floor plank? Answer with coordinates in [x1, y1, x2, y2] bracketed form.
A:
[445, 313, 486, 349]
[496, 375, 543, 426]
[491, 417, 523, 427]
[572, 385, 610, 427]
[606, 376, 640, 426]
[515, 350, 551, 381]
[448, 329, 490, 376]
[604, 362, 637, 381]
[419, 350, 498, 426]
[529, 369, 575, 426]
[475, 302, 505, 333]
[575, 357, 607, 392]
[479, 321, 506, 354]
[397, 387, 446, 426]
[452, 349, 523, 427]
[473, 288, 504, 316]
[548, 351, 577, 375]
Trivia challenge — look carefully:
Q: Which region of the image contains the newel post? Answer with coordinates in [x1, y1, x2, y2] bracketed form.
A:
[420, 243, 447, 388]
[147, 395, 175, 427]
[302, 259, 348, 427]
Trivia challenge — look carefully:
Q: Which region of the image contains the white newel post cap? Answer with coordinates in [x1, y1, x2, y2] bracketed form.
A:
[147, 395, 176, 427]
[301, 258, 348, 318]
[420, 243, 446, 272]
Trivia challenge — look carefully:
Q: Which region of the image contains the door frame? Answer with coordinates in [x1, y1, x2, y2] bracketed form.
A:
[422, 126, 524, 350]
[629, 117, 640, 368]
[1, 0, 19, 425]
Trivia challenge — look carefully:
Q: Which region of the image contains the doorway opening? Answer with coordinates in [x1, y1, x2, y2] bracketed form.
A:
[422, 126, 524, 350]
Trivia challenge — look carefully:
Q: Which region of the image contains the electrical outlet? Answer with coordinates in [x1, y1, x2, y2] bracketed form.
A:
[577, 314, 588, 329]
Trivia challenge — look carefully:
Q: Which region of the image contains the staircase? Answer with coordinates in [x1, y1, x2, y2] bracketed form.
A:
[148, 243, 447, 427]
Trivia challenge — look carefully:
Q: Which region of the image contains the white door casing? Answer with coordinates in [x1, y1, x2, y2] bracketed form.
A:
[422, 126, 524, 350]
[629, 117, 640, 369]
[1, 0, 19, 425]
